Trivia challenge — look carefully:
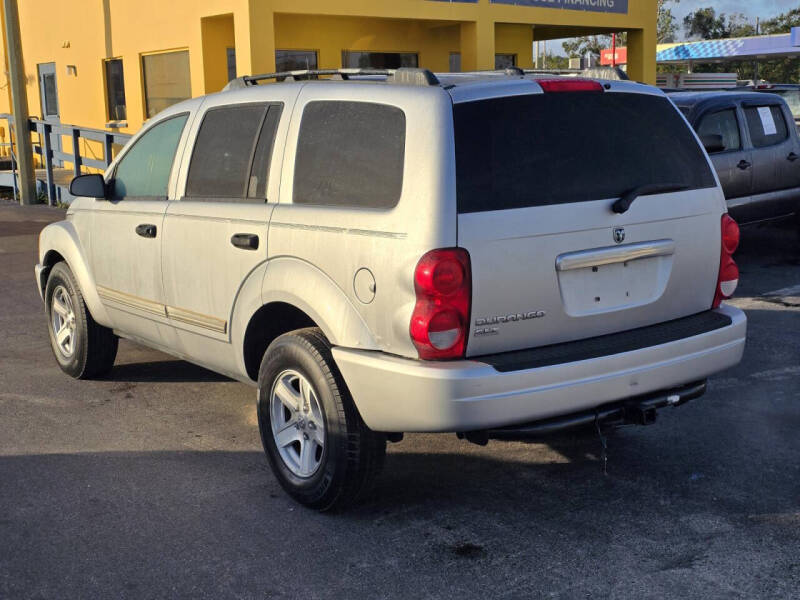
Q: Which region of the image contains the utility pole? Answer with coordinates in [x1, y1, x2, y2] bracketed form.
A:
[753, 17, 760, 83]
[2, 0, 36, 205]
[611, 33, 617, 67]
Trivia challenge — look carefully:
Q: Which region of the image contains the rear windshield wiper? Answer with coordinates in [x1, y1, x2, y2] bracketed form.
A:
[612, 183, 689, 214]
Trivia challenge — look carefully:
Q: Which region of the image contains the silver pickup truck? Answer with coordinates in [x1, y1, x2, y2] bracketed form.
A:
[36, 68, 747, 510]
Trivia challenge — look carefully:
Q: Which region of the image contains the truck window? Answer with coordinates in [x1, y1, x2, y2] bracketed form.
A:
[293, 101, 406, 209]
[112, 114, 188, 200]
[186, 103, 270, 201]
[697, 109, 741, 153]
[744, 105, 788, 148]
[454, 92, 717, 214]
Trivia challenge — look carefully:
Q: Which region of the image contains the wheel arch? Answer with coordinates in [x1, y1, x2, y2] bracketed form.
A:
[234, 257, 379, 381]
[38, 222, 111, 326]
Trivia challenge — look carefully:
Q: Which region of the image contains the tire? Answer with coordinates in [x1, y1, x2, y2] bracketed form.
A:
[45, 262, 118, 379]
[257, 327, 386, 511]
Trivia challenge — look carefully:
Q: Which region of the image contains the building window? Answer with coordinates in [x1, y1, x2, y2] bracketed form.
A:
[104, 59, 127, 121]
[142, 50, 191, 119]
[226, 48, 237, 81]
[41, 73, 59, 117]
[495, 54, 517, 69]
[342, 51, 418, 69]
[275, 50, 318, 72]
[449, 52, 461, 73]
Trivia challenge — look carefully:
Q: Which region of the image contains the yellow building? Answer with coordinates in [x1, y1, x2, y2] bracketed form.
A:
[1, 0, 657, 135]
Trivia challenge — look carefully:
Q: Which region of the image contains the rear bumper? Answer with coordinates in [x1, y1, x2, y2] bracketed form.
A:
[332, 304, 746, 432]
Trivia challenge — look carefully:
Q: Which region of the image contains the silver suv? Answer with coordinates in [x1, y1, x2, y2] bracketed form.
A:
[35, 68, 747, 510]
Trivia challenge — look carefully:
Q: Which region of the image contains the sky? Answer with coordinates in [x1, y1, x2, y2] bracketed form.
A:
[672, 0, 799, 35]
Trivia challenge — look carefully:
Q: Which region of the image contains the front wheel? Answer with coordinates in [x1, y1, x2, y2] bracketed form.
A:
[257, 328, 385, 511]
[45, 262, 118, 379]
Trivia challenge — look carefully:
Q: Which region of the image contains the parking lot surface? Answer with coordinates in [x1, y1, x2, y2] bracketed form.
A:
[1, 202, 798, 599]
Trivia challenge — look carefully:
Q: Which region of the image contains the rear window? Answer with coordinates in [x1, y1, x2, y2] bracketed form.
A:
[454, 92, 717, 214]
[770, 90, 800, 117]
[293, 101, 406, 209]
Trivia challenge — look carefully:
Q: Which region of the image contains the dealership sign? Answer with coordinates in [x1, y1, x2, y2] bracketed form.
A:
[490, 0, 628, 13]
[600, 47, 628, 65]
[430, 0, 628, 12]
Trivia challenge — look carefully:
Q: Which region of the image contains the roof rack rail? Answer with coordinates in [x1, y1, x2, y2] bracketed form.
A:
[522, 68, 583, 75]
[223, 67, 440, 91]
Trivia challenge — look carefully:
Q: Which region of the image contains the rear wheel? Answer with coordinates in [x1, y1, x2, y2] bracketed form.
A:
[257, 328, 385, 511]
[45, 262, 118, 379]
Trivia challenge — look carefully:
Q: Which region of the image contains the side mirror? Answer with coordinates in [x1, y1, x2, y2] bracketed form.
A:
[701, 134, 725, 154]
[69, 174, 108, 199]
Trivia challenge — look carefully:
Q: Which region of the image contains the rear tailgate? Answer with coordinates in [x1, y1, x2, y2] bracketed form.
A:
[453, 87, 724, 357]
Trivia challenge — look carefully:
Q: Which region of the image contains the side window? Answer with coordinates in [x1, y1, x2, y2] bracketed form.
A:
[697, 109, 740, 153]
[744, 105, 788, 148]
[185, 103, 281, 201]
[293, 101, 405, 209]
[248, 106, 282, 199]
[112, 114, 188, 199]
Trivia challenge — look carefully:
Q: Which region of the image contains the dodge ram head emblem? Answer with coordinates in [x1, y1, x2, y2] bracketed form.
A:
[613, 227, 626, 244]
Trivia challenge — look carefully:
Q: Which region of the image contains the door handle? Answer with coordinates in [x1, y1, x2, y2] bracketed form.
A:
[788, 152, 799, 162]
[135, 223, 157, 238]
[737, 159, 751, 170]
[230, 233, 259, 250]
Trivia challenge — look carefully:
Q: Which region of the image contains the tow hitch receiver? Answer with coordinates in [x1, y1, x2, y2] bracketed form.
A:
[459, 380, 707, 443]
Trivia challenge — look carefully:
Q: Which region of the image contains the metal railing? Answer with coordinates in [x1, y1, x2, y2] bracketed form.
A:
[0, 113, 132, 205]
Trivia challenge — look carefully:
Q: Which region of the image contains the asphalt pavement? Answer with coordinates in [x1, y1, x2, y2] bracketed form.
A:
[1, 202, 798, 599]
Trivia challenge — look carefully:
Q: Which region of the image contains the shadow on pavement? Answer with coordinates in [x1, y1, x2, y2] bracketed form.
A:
[105, 360, 232, 383]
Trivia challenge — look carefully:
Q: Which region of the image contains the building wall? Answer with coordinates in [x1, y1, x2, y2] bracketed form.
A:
[0, 0, 657, 136]
[0, 0, 248, 133]
[274, 14, 462, 73]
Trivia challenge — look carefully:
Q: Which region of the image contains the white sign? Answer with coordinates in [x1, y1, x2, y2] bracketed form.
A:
[758, 106, 777, 136]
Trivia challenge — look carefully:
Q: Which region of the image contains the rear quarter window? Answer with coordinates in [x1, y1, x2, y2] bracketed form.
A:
[293, 101, 406, 209]
[454, 92, 717, 214]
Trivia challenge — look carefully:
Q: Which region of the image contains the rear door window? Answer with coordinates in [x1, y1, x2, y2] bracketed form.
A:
[744, 105, 788, 148]
[186, 103, 281, 201]
[697, 109, 741, 153]
[293, 101, 406, 209]
[453, 92, 717, 214]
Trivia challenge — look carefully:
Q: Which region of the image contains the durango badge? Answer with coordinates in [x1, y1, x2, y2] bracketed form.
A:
[475, 311, 546, 326]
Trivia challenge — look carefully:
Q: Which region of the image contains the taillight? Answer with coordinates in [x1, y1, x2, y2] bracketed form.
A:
[410, 248, 471, 360]
[536, 78, 604, 93]
[713, 214, 740, 308]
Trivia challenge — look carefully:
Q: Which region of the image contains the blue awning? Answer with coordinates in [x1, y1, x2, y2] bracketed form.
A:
[657, 27, 800, 63]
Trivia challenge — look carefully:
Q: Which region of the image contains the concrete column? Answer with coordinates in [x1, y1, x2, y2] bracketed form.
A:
[234, 0, 276, 77]
[460, 18, 495, 72]
[626, 27, 657, 85]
